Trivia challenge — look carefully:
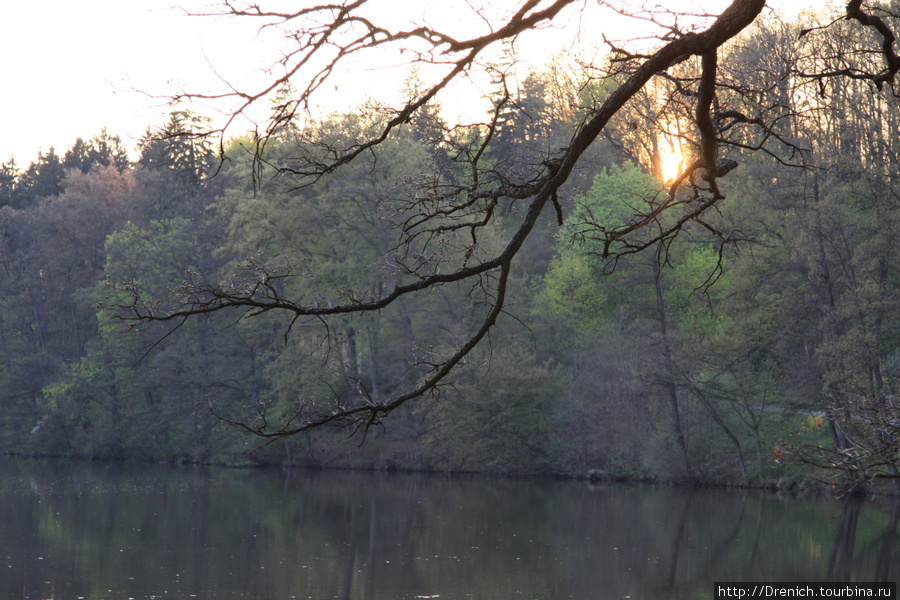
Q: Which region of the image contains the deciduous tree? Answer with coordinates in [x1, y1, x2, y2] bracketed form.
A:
[112, 0, 899, 450]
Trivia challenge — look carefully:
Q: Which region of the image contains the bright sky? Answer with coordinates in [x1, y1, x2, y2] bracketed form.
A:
[1, 0, 272, 163]
[1, 0, 813, 166]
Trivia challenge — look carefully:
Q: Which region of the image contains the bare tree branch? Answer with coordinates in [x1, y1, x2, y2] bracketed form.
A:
[113, 0, 806, 439]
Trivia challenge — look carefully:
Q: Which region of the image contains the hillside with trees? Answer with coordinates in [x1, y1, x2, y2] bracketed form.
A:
[1, 2, 899, 493]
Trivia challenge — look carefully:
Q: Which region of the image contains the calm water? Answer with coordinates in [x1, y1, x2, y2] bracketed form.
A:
[0, 459, 897, 600]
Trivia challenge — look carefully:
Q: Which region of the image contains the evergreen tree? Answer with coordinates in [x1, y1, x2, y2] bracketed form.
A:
[63, 138, 92, 173]
[138, 109, 214, 186]
[0, 159, 23, 209]
[17, 148, 65, 203]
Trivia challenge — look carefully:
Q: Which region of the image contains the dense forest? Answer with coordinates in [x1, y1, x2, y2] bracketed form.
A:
[1, 9, 899, 493]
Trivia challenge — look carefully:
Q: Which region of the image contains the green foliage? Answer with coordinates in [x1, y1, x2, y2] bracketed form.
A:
[562, 162, 660, 248]
[541, 254, 611, 333]
[665, 243, 727, 340]
[417, 342, 557, 473]
[137, 109, 214, 186]
[0, 159, 25, 209]
[542, 163, 661, 335]
[16, 147, 66, 203]
[1, 24, 899, 492]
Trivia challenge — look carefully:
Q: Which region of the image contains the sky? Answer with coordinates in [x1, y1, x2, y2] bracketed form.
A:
[0, 0, 273, 163]
[1, 0, 811, 166]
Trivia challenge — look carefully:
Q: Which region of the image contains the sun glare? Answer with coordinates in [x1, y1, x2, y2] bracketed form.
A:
[658, 138, 685, 184]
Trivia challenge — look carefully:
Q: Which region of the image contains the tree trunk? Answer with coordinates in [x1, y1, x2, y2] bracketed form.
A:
[654, 261, 691, 478]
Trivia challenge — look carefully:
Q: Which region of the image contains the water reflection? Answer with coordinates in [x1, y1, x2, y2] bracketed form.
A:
[0, 459, 896, 600]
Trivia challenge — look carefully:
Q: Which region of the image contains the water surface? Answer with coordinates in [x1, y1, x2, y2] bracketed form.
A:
[1, 459, 896, 599]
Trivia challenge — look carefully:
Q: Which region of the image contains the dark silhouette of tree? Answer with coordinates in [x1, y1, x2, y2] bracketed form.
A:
[111, 0, 899, 442]
[16, 148, 66, 203]
[64, 130, 131, 174]
[138, 109, 215, 186]
[0, 159, 24, 209]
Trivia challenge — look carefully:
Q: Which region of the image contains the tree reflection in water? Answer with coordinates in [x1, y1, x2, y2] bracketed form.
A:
[0, 461, 897, 599]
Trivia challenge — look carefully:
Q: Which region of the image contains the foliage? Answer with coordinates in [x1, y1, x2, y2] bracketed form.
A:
[417, 341, 557, 473]
[0, 3, 899, 494]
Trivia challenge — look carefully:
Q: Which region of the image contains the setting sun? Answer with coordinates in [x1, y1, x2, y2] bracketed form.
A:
[658, 138, 686, 183]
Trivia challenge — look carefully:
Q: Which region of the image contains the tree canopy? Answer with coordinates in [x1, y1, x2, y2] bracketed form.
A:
[116, 1, 899, 435]
[2, 0, 899, 490]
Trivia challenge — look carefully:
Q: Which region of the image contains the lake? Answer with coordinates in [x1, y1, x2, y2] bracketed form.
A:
[0, 458, 896, 599]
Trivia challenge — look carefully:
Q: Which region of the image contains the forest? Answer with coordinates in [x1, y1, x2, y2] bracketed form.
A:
[1, 5, 899, 493]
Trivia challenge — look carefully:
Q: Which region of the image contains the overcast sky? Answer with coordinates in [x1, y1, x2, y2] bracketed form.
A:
[1, 0, 809, 166]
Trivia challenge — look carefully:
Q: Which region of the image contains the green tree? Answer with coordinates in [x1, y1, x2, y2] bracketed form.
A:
[542, 162, 739, 479]
[0, 164, 138, 453]
[418, 342, 557, 473]
[16, 147, 65, 203]
[112, 0, 900, 459]
[138, 109, 215, 187]
[0, 158, 24, 209]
